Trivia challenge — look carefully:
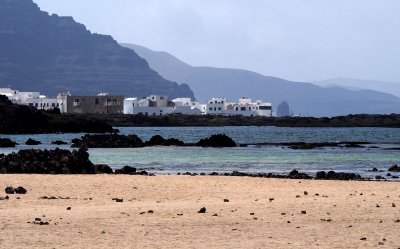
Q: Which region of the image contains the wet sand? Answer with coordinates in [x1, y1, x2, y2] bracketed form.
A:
[0, 175, 399, 248]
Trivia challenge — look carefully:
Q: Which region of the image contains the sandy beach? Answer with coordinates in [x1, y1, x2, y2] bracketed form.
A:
[0, 175, 399, 249]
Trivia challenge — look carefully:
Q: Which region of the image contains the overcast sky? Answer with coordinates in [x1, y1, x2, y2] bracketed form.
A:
[34, 0, 400, 83]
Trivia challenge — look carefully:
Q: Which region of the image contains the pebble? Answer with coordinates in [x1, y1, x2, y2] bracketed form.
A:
[301, 210, 307, 214]
[112, 198, 123, 203]
[198, 207, 206, 213]
[66, 207, 71, 210]
[148, 210, 154, 214]
[269, 198, 274, 202]
[304, 191, 308, 195]
[392, 203, 396, 207]
[360, 238, 367, 241]
[224, 199, 230, 202]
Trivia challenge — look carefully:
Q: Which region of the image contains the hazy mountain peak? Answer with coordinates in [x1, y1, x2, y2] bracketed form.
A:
[121, 43, 400, 117]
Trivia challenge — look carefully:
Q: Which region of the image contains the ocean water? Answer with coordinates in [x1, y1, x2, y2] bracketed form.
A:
[1, 126, 400, 178]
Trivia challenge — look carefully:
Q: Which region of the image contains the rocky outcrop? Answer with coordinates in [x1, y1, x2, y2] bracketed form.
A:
[25, 138, 41, 145]
[0, 138, 17, 147]
[315, 171, 362, 181]
[0, 148, 112, 174]
[145, 135, 184, 146]
[388, 165, 400, 172]
[0, 0, 194, 99]
[71, 134, 144, 148]
[196, 134, 237, 147]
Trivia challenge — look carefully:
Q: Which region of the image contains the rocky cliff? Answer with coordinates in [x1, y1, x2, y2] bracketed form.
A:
[0, 0, 194, 99]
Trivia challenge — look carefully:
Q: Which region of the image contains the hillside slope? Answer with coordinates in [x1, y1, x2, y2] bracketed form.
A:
[122, 43, 400, 117]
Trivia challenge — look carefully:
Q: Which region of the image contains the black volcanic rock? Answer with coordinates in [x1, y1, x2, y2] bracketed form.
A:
[71, 134, 144, 148]
[196, 134, 236, 147]
[0, 0, 194, 99]
[25, 138, 41, 145]
[145, 135, 184, 146]
[0, 138, 17, 147]
[0, 147, 112, 174]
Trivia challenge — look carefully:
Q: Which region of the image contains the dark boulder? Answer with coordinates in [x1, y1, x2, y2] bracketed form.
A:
[288, 170, 312, 179]
[51, 140, 68, 145]
[388, 165, 400, 172]
[145, 135, 185, 146]
[196, 134, 236, 147]
[115, 166, 137, 175]
[5, 186, 14, 194]
[314, 171, 361, 180]
[0, 138, 17, 148]
[25, 138, 41, 146]
[14, 186, 27, 194]
[72, 134, 144, 148]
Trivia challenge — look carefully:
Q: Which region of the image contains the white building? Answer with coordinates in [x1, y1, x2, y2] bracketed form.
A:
[207, 97, 227, 115]
[0, 87, 62, 111]
[171, 98, 206, 115]
[206, 97, 272, 117]
[123, 95, 174, 116]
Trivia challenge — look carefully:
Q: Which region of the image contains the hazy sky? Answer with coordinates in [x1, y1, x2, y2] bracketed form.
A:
[34, 0, 400, 83]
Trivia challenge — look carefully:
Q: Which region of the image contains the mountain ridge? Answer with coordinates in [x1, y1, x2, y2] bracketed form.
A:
[0, 0, 194, 99]
[121, 43, 400, 117]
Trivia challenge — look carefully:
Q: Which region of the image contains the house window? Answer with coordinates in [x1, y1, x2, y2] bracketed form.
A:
[209, 107, 213, 111]
[218, 107, 222, 111]
[160, 96, 164, 100]
[74, 99, 80, 103]
[241, 107, 246, 111]
[95, 99, 99, 105]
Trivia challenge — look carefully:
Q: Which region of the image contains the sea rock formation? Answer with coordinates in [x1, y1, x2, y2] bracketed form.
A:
[71, 134, 144, 148]
[196, 134, 237, 147]
[145, 135, 184, 146]
[0, 138, 17, 147]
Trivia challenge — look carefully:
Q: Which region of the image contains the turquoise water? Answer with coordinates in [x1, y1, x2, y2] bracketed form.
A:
[1, 126, 400, 178]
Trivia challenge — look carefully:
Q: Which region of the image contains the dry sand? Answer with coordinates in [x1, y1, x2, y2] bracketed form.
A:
[0, 175, 399, 249]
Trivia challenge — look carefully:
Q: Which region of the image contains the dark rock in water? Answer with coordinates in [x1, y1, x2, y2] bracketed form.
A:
[5, 186, 14, 194]
[51, 140, 68, 145]
[145, 135, 184, 146]
[388, 165, 400, 172]
[198, 207, 206, 213]
[314, 171, 361, 180]
[0, 138, 17, 148]
[196, 134, 236, 147]
[0, 147, 112, 174]
[25, 138, 41, 146]
[14, 186, 27, 194]
[115, 166, 137, 175]
[371, 167, 378, 172]
[72, 134, 144, 148]
[375, 175, 384, 180]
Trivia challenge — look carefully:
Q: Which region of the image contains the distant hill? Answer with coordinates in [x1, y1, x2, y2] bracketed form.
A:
[121, 43, 400, 117]
[0, 0, 194, 99]
[314, 78, 400, 97]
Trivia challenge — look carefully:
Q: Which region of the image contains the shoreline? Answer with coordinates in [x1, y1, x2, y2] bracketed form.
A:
[1, 174, 399, 248]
